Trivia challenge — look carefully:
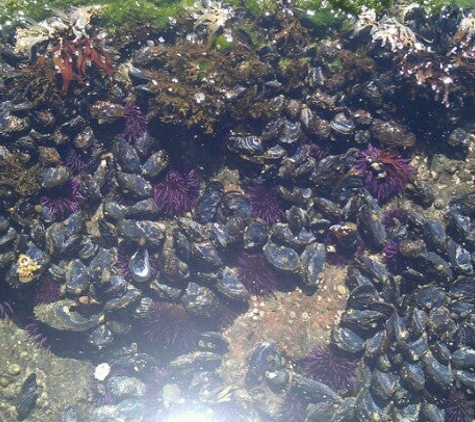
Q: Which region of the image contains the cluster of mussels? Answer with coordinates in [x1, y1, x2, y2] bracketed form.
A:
[297, 198, 475, 421]
[0, 2, 475, 420]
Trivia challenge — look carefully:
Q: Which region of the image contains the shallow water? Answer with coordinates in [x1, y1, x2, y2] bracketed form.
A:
[0, 2, 475, 421]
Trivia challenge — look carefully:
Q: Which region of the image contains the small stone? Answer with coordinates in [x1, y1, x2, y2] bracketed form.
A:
[94, 362, 111, 381]
[337, 285, 348, 296]
[8, 364, 21, 376]
[0, 376, 10, 387]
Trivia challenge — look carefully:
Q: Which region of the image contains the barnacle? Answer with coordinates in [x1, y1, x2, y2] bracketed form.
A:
[353, 7, 424, 51]
[191, 0, 232, 38]
[14, 6, 102, 58]
[453, 13, 475, 43]
[14, 18, 66, 58]
[17, 254, 42, 284]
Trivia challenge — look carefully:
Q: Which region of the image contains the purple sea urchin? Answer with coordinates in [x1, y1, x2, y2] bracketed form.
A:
[64, 148, 87, 173]
[301, 345, 358, 392]
[354, 144, 415, 202]
[144, 300, 198, 354]
[237, 252, 279, 296]
[246, 183, 285, 225]
[278, 391, 307, 422]
[383, 238, 410, 273]
[444, 387, 475, 422]
[40, 177, 86, 221]
[34, 276, 61, 305]
[120, 101, 148, 144]
[25, 320, 52, 350]
[0, 301, 13, 319]
[153, 169, 200, 216]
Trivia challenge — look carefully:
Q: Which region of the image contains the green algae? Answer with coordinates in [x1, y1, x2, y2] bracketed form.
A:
[1, 0, 473, 28]
[0, 0, 193, 29]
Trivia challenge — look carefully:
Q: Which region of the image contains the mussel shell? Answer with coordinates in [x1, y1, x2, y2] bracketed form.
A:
[421, 351, 453, 390]
[331, 326, 365, 354]
[141, 150, 169, 179]
[451, 346, 475, 369]
[65, 259, 91, 295]
[370, 369, 399, 401]
[128, 248, 152, 283]
[365, 330, 387, 359]
[357, 193, 386, 251]
[169, 351, 222, 376]
[330, 112, 355, 136]
[116, 172, 152, 199]
[355, 389, 383, 421]
[369, 118, 416, 149]
[299, 242, 326, 288]
[215, 267, 250, 302]
[420, 403, 444, 422]
[90, 247, 116, 283]
[454, 369, 475, 390]
[245, 341, 286, 387]
[104, 289, 141, 312]
[197, 332, 229, 353]
[113, 137, 141, 174]
[117, 219, 166, 249]
[34, 299, 104, 332]
[400, 361, 425, 391]
[87, 324, 114, 348]
[263, 241, 300, 273]
[181, 282, 221, 318]
[41, 166, 71, 189]
[194, 181, 223, 224]
[243, 218, 269, 250]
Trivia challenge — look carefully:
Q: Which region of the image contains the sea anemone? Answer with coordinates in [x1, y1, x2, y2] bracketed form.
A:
[354, 144, 415, 202]
[301, 345, 359, 392]
[40, 176, 87, 221]
[120, 101, 147, 144]
[143, 300, 198, 355]
[236, 252, 279, 297]
[246, 183, 285, 225]
[444, 387, 475, 422]
[153, 169, 200, 216]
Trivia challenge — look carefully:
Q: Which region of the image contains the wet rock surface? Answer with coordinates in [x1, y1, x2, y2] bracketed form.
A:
[0, 320, 93, 421]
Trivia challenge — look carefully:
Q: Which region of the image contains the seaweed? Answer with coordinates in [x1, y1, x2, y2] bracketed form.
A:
[0, 151, 42, 198]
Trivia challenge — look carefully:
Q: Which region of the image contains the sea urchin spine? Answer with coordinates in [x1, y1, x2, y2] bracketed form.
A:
[153, 169, 200, 216]
[301, 344, 359, 392]
[237, 252, 279, 297]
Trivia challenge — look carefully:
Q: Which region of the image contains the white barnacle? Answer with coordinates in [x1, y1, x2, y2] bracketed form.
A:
[453, 13, 475, 42]
[194, 92, 206, 103]
[353, 7, 424, 52]
[14, 5, 103, 58]
[191, 0, 233, 38]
